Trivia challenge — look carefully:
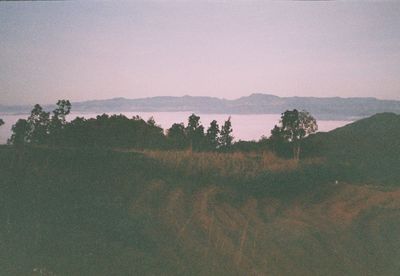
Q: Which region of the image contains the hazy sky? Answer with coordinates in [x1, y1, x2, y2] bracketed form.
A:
[1, 1, 400, 105]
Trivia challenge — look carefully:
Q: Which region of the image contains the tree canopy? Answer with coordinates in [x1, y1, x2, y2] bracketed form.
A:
[185, 114, 205, 151]
[270, 109, 317, 160]
[219, 117, 234, 149]
[6, 100, 322, 157]
[167, 123, 187, 149]
[206, 120, 220, 150]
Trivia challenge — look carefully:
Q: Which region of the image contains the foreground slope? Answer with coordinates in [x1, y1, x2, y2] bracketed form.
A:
[1, 145, 399, 275]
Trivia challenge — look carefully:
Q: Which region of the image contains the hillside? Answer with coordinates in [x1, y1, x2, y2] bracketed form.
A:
[2, 94, 400, 120]
[1, 143, 399, 275]
[303, 112, 400, 183]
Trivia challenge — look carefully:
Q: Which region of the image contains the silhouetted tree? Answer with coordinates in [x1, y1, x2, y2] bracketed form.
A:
[269, 125, 287, 155]
[271, 109, 317, 160]
[49, 100, 71, 144]
[53, 100, 71, 124]
[185, 114, 204, 151]
[206, 120, 220, 150]
[142, 117, 165, 149]
[59, 113, 166, 149]
[219, 117, 233, 149]
[167, 123, 187, 149]
[27, 104, 50, 144]
[63, 116, 88, 146]
[147, 116, 156, 126]
[7, 100, 171, 149]
[8, 119, 30, 147]
[0, 118, 4, 127]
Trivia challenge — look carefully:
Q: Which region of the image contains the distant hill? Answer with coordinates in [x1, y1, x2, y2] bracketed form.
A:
[1, 94, 400, 120]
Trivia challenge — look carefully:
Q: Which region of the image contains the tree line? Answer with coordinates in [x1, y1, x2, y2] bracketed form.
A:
[6, 100, 235, 152]
[4, 100, 317, 159]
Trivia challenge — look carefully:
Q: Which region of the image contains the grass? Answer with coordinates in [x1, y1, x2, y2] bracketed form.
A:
[142, 149, 322, 179]
[139, 149, 336, 201]
[1, 145, 400, 275]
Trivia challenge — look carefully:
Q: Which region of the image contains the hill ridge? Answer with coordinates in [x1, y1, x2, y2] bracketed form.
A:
[1, 94, 400, 120]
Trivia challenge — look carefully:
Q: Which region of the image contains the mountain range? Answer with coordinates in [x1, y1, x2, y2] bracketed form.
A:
[2, 93, 400, 120]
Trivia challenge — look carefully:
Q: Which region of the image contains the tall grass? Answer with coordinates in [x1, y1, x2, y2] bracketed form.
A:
[143, 150, 320, 180]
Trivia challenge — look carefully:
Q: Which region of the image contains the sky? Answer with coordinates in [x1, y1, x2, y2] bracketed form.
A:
[1, 1, 400, 105]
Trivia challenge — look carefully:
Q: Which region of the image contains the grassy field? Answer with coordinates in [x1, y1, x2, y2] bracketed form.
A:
[1, 145, 399, 275]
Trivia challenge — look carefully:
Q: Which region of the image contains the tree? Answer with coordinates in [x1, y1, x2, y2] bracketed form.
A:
[147, 116, 156, 126]
[219, 117, 233, 149]
[185, 114, 204, 151]
[27, 104, 50, 144]
[49, 100, 71, 144]
[8, 119, 30, 146]
[167, 123, 187, 149]
[9, 102, 67, 146]
[271, 109, 317, 160]
[269, 125, 286, 155]
[0, 118, 4, 127]
[143, 117, 165, 149]
[52, 100, 71, 125]
[206, 120, 220, 150]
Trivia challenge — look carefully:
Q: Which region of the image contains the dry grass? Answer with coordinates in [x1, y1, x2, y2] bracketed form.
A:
[142, 150, 319, 179]
[129, 179, 400, 275]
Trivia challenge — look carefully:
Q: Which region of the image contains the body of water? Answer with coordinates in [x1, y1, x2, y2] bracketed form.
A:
[0, 111, 352, 144]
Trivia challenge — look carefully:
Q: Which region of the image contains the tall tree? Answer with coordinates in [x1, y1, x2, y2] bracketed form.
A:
[27, 104, 50, 144]
[219, 117, 233, 149]
[269, 125, 286, 155]
[206, 120, 220, 150]
[185, 114, 204, 151]
[270, 109, 317, 160]
[53, 100, 71, 125]
[49, 100, 71, 144]
[8, 119, 30, 146]
[51, 100, 71, 127]
[167, 123, 187, 149]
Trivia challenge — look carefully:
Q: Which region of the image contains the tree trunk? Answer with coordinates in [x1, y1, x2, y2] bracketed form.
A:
[293, 143, 301, 161]
[296, 146, 301, 160]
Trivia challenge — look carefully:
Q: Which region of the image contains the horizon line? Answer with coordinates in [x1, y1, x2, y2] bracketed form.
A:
[2, 93, 400, 107]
